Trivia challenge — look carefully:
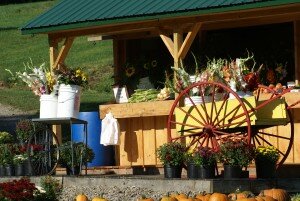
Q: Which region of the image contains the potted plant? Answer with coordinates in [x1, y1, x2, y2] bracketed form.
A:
[15, 119, 35, 144]
[218, 138, 255, 178]
[60, 141, 94, 175]
[255, 145, 279, 178]
[185, 147, 217, 179]
[13, 153, 28, 176]
[156, 142, 185, 178]
[2, 144, 17, 176]
[0, 132, 14, 144]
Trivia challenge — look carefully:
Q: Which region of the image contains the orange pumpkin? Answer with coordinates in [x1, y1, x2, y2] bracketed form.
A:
[92, 195, 108, 201]
[76, 193, 88, 201]
[161, 193, 178, 201]
[260, 189, 291, 201]
[255, 195, 276, 201]
[209, 193, 228, 201]
[196, 193, 211, 201]
[171, 193, 188, 200]
[137, 195, 154, 201]
[228, 191, 255, 200]
[178, 197, 201, 201]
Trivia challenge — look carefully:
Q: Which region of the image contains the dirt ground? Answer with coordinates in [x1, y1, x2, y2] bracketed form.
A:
[0, 103, 29, 117]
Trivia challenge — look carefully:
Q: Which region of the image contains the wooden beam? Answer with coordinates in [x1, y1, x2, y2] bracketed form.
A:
[48, 36, 58, 71]
[53, 37, 75, 69]
[295, 21, 300, 86]
[159, 33, 174, 59]
[178, 22, 202, 59]
[173, 30, 183, 66]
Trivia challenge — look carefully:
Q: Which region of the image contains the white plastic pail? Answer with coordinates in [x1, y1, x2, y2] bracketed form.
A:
[57, 84, 81, 118]
[40, 94, 58, 118]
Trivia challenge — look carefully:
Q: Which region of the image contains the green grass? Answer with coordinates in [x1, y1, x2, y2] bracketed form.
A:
[0, 1, 114, 112]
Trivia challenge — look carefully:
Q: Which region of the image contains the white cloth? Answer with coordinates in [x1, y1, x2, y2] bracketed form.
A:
[100, 112, 120, 146]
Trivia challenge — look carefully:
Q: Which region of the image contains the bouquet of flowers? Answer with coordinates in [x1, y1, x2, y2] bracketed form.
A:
[6, 59, 57, 96]
[55, 65, 88, 87]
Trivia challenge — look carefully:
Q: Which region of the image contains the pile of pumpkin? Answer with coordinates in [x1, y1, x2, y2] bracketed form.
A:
[76, 188, 291, 201]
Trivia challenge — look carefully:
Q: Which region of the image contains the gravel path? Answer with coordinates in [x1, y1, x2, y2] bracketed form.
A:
[0, 103, 29, 117]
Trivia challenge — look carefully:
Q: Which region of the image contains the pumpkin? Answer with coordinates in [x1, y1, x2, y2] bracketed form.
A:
[196, 192, 211, 201]
[92, 194, 108, 201]
[137, 195, 154, 201]
[161, 193, 178, 201]
[260, 189, 291, 201]
[228, 191, 255, 200]
[209, 193, 229, 201]
[255, 195, 276, 201]
[171, 193, 188, 200]
[178, 197, 201, 201]
[76, 193, 88, 201]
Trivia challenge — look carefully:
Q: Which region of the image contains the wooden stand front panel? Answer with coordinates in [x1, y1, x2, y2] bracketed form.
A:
[116, 116, 172, 166]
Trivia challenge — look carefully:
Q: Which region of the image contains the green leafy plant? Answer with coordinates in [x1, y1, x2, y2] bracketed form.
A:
[34, 176, 62, 201]
[156, 142, 185, 166]
[186, 147, 217, 167]
[255, 145, 280, 164]
[15, 119, 35, 143]
[0, 132, 14, 144]
[60, 141, 95, 168]
[13, 153, 28, 165]
[217, 138, 255, 168]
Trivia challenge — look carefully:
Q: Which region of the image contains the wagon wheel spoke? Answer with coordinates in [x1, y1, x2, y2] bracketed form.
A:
[256, 131, 291, 140]
[216, 118, 248, 129]
[255, 134, 285, 156]
[214, 104, 241, 127]
[177, 106, 206, 127]
[211, 96, 228, 126]
[183, 91, 209, 125]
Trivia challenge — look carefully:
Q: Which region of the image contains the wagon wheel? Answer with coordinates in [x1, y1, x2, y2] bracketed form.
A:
[167, 81, 252, 153]
[27, 126, 60, 175]
[252, 85, 294, 167]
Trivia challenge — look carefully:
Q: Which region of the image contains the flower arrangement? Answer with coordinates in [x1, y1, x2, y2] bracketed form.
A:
[217, 138, 255, 168]
[0, 131, 14, 144]
[255, 145, 280, 164]
[55, 66, 88, 87]
[156, 142, 186, 166]
[6, 59, 57, 96]
[186, 146, 217, 167]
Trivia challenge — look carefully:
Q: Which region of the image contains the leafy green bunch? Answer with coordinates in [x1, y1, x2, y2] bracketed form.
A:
[218, 138, 255, 168]
[156, 142, 185, 166]
[255, 145, 279, 164]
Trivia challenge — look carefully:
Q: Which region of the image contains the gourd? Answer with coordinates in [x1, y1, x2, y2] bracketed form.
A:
[76, 193, 88, 201]
[208, 193, 229, 201]
[255, 195, 276, 201]
[196, 192, 211, 201]
[178, 197, 201, 201]
[259, 189, 291, 201]
[228, 191, 255, 200]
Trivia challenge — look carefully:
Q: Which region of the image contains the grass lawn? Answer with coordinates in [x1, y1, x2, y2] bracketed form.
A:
[0, 1, 114, 112]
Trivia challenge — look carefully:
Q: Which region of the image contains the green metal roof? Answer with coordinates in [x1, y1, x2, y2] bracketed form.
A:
[21, 0, 300, 35]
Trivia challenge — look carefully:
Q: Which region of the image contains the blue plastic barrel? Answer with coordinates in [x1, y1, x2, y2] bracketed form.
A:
[72, 111, 115, 167]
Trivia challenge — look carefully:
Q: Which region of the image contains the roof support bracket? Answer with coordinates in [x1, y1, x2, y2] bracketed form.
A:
[52, 37, 75, 69]
[159, 33, 175, 59]
[178, 22, 202, 59]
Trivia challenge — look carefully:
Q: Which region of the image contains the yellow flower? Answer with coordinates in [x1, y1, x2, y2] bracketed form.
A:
[76, 69, 82, 77]
[125, 67, 135, 77]
[82, 75, 87, 82]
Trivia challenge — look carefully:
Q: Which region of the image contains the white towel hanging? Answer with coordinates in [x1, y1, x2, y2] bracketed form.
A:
[100, 112, 120, 146]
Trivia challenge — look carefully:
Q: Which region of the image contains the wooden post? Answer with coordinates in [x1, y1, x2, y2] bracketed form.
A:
[173, 30, 183, 68]
[295, 21, 300, 86]
[48, 35, 62, 144]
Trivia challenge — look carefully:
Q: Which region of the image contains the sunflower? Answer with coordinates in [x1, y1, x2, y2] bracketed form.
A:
[125, 67, 135, 77]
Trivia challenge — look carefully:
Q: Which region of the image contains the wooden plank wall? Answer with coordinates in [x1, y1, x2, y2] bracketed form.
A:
[116, 116, 171, 166]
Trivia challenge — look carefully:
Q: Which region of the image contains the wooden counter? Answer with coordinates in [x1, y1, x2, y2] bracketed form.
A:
[99, 93, 300, 166]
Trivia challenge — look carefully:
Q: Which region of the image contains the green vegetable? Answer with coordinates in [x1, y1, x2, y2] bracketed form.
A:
[128, 89, 160, 103]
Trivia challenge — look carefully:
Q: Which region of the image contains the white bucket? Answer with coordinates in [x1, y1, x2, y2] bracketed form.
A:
[40, 94, 58, 118]
[184, 96, 211, 106]
[57, 84, 81, 118]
